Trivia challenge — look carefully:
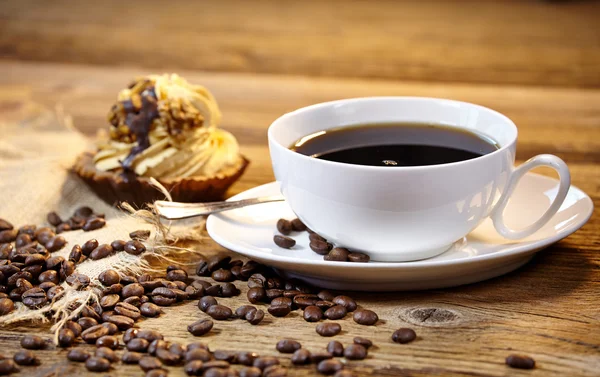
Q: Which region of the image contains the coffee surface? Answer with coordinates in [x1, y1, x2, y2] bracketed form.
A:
[290, 123, 499, 167]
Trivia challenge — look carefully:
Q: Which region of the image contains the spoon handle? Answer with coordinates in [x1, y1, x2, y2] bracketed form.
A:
[154, 195, 285, 219]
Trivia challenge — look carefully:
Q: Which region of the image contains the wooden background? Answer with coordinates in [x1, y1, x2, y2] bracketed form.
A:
[0, 0, 599, 376]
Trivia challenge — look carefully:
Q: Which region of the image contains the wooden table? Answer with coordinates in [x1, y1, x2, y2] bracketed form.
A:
[0, 1, 599, 376]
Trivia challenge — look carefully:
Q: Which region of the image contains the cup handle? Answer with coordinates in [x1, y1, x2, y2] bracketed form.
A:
[491, 154, 571, 240]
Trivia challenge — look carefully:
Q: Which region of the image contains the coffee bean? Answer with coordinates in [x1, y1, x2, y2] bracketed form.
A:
[104, 283, 123, 296]
[65, 320, 82, 337]
[148, 340, 168, 356]
[0, 230, 17, 244]
[96, 335, 119, 350]
[79, 239, 98, 256]
[247, 273, 267, 288]
[83, 217, 106, 232]
[122, 351, 143, 364]
[505, 354, 535, 369]
[276, 219, 292, 235]
[67, 349, 90, 362]
[347, 252, 370, 263]
[239, 366, 262, 377]
[123, 283, 145, 298]
[169, 343, 186, 358]
[263, 365, 287, 377]
[90, 244, 113, 260]
[9, 270, 32, 286]
[124, 240, 146, 255]
[253, 356, 279, 370]
[332, 296, 357, 312]
[141, 302, 163, 317]
[57, 328, 75, 347]
[15, 234, 32, 249]
[188, 319, 214, 336]
[352, 308, 378, 326]
[207, 255, 231, 272]
[309, 240, 331, 255]
[78, 317, 98, 331]
[0, 359, 17, 374]
[303, 306, 323, 322]
[291, 218, 306, 231]
[246, 287, 266, 304]
[99, 270, 120, 286]
[315, 301, 335, 311]
[65, 273, 90, 289]
[156, 349, 180, 365]
[317, 359, 343, 375]
[353, 337, 373, 349]
[310, 351, 333, 363]
[213, 350, 237, 363]
[212, 269, 234, 282]
[140, 356, 163, 371]
[239, 261, 261, 279]
[266, 289, 284, 301]
[56, 223, 72, 233]
[327, 341, 344, 357]
[45, 236, 67, 252]
[316, 323, 341, 337]
[0, 298, 14, 316]
[120, 275, 137, 285]
[166, 269, 187, 282]
[102, 322, 119, 335]
[230, 265, 243, 280]
[187, 342, 209, 352]
[22, 287, 47, 308]
[115, 302, 142, 320]
[184, 360, 204, 376]
[130, 230, 151, 241]
[343, 344, 367, 360]
[276, 339, 301, 353]
[13, 350, 38, 366]
[291, 349, 311, 365]
[392, 328, 416, 344]
[126, 338, 149, 352]
[186, 349, 211, 363]
[20, 335, 45, 350]
[273, 235, 295, 249]
[235, 305, 256, 318]
[324, 305, 347, 320]
[246, 309, 264, 325]
[110, 239, 126, 251]
[137, 329, 164, 343]
[100, 294, 120, 309]
[96, 347, 118, 363]
[121, 328, 138, 343]
[236, 352, 258, 366]
[293, 295, 319, 309]
[66, 245, 82, 264]
[196, 260, 210, 277]
[268, 304, 291, 317]
[146, 369, 169, 377]
[325, 248, 349, 262]
[271, 296, 292, 308]
[105, 314, 135, 330]
[198, 296, 218, 312]
[74, 206, 94, 218]
[207, 304, 233, 320]
[82, 324, 110, 344]
[0, 219, 13, 232]
[85, 356, 111, 372]
[45, 212, 62, 227]
[151, 286, 178, 306]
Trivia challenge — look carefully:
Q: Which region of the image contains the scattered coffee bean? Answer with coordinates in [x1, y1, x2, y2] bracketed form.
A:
[185, 285, 203, 299]
[140, 356, 163, 371]
[268, 304, 291, 317]
[196, 260, 210, 277]
[273, 235, 295, 249]
[212, 269, 234, 282]
[276, 339, 301, 353]
[235, 305, 256, 318]
[148, 340, 168, 356]
[246, 309, 265, 325]
[239, 366, 262, 377]
[130, 230, 151, 241]
[204, 360, 230, 369]
[317, 359, 343, 375]
[151, 287, 177, 306]
[81, 324, 110, 344]
[122, 351, 143, 364]
[253, 356, 279, 370]
[188, 319, 214, 336]
[78, 317, 98, 331]
[124, 240, 146, 255]
[20, 335, 45, 350]
[100, 322, 118, 336]
[271, 296, 292, 308]
[170, 343, 186, 358]
[324, 248, 349, 262]
[310, 351, 333, 363]
[184, 360, 204, 376]
[13, 350, 38, 366]
[120, 275, 137, 285]
[74, 206, 94, 218]
[353, 309, 378, 325]
[324, 305, 347, 320]
[80, 239, 99, 256]
[156, 348, 181, 365]
[266, 289, 284, 301]
[85, 356, 111, 372]
[0, 359, 17, 375]
[56, 223, 71, 233]
[65, 273, 90, 289]
[291, 218, 306, 231]
[0, 298, 15, 316]
[0, 230, 18, 244]
[15, 234, 32, 248]
[392, 328, 416, 344]
[332, 296, 357, 312]
[166, 269, 187, 282]
[141, 302, 162, 317]
[353, 337, 373, 349]
[110, 240, 126, 251]
[316, 323, 341, 337]
[505, 354, 536, 369]
[198, 296, 218, 312]
[136, 330, 164, 342]
[213, 350, 237, 363]
[185, 349, 211, 363]
[236, 352, 259, 366]
[347, 252, 370, 263]
[96, 335, 119, 350]
[57, 328, 75, 347]
[67, 349, 90, 362]
[207, 304, 233, 320]
[123, 283, 145, 298]
[276, 219, 292, 235]
[45, 236, 67, 252]
[90, 244, 113, 260]
[65, 320, 82, 337]
[105, 314, 135, 330]
[115, 301, 142, 320]
[104, 283, 123, 296]
[96, 347, 118, 363]
[293, 294, 319, 309]
[247, 287, 266, 304]
[344, 344, 367, 360]
[309, 233, 326, 242]
[100, 294, 120, 309]
[264, 365, 287, 377]
[99, 270, 120, 286]
[68, 245, 82, 263]
[22, 287, 47, 308]
[327, 341, 344, 357]
[146, 368, 169, 377]
[208, 255, 231, 272]
[83, 217, 106, 232]
[291, 349, 311, 365]
[0, 219, 13, 232]
[303, 306, 323, 322]
[316, 301, 335, 311]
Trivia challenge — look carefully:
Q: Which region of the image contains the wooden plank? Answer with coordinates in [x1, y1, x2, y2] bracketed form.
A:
[0, 0, 599, 87]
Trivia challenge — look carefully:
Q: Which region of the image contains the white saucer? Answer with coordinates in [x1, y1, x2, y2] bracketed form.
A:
[207, 173, 593, 291]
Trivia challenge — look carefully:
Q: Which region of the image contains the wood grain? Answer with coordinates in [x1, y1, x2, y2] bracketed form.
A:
[0, 0, 599, 87]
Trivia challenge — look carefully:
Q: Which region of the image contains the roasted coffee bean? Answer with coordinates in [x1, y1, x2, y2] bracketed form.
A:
[271, 296, 292, 308]
[83, 217, 106, 232]
[122, 328, 139, 343]
[146, 369, 169, 377]
[66, 273, 90, 289]
[0, 298, 15, 316]
[110, 240, 126, 252]
[67, 349, 90, 362]
[105, 314, 134, 330]
[207, 255, 231, 273]
[194, 280, 213, 290]
[347, 252, 370, 263]
[276, 339, 301, 353]
[309, 240, 331, 255]
[96, 335, 119, 350]
[186, 342, 209, 351]
[47, 212, 63, 226]
[184, 360, 204, 376]
[276, 219, 292, 235]
[392, 328, 416, 344]
[13, 350, 38, 366]
[310, 352, 333, 364]
[185, 349, 211, 364]
[22, 265, 43, 279]
[68, 217, 86, 230]
[199, 296, 218, 312]
[22, 287, 47, 308]
[20, 335, 45, 350]
[128, 338, 150, 352]
[23, 253, 44, 267]
[151, 287, 177, 306]
[81, 239, 99, 256]
[122, 351, 143, 364]
[221, 283, 239, 297]
[0, 230, 17, 244]
[230, 265, 243, 280]
[161, 281, 178, 290]
[141, 279, 164, 292]
[324, 305, 347, 320]
[124, 240, 146, 255]
[65, 320, 82, 337]
[239, 367, 262, 377]
[90, 244, 113, 260]
[139, 302, 162, 317]
[246, 309, 265, 325]
[294, 295, 319, 309]
[56, 223, 72, 233]
[327, 341, 344, 357]
[123, 283, 145, 298]
[82, 324, 110, 343]
[168, 343, 186, 358]
[273, 235, 295, 249]
[316, 323, 341, 337]
[0, 359, 17, 375]
[247, 273, 267, 288]
[166, 269, 187, 282]
[236, 352, 258, 366]
[353, 309, 378, 325]
[268, 304, 291, 317]
[74, 206, 94, 218]
[15, 234, 32, 249]
[140, 356, 163, 371]
[263, 365, 287, 377]
[57, 328, 75, 347]
[103, 283, 123, 296]
[253, 356, 279, 370]
[187, 318, 214, 336]
[34, 228, 54, 244]
[267, 276, 284, 289]
[130, 230, 151, 241]
[324, 248, 349, 262]
[100, 294, 120, 309]
[303, 306, 323, 322]
[115, 302, 141, 320]
[246, 287, 266, 304]
[85, 356, 111, 372]
[204, 368, 228, 377]
[148, 340, 168, 356]
[185, 285, 203, 299]
[96, 347, 118, 363]
[291, 349, 311, 365]
[8, 270, 32, 286]
[266, 289, 284, 301]
[67, 245, 82, 264]
[120, 275, 137, 285]
[195, 260, 210, 277]
[505, 354, 536, 369]
[309, 232, 326, 242]
[283, 290, 302, 298]
[0, 264, 19, 277]
[235, 305, 256, 318]
[45, 236, 66, 252]
[9, 287, 26, 301]
[317, 359, 343, 375]
[0, 219, 13, 232]
[99, 270, 120, 286]
[332, 296, 357, 312]
[78, 317, 98, 330]
[137, 329, 164, 343]
[211, 268, 233, 282]
[15, 277, 33, 290]
[291, 218, 306, 231]
[316, 301, 335, 311]
[213, 350, 237, 363]
[239, 261, 261, 279]
[207, 304, 233, 320]
[344, 344, 367, 360]
[101, 322, 119, 335]
[353, 337, 373, 349]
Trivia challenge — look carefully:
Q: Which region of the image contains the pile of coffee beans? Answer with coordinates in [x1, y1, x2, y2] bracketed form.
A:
[46, 206, 106, 234]
[272, 218, 370, 263]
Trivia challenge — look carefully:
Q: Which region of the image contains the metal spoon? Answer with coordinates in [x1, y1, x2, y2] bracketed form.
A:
[154, 195, 285, 220]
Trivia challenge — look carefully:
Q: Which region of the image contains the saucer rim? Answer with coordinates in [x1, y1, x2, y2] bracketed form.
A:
[207, 173, 593, 269]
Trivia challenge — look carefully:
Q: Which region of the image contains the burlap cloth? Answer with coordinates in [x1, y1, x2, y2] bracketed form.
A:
[0, 103, 207, 337]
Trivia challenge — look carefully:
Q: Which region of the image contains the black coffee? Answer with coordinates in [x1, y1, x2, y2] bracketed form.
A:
[290, 123, 499, 167]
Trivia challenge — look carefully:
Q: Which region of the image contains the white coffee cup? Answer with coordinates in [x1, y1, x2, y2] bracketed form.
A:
[268, 97, 570, 262]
